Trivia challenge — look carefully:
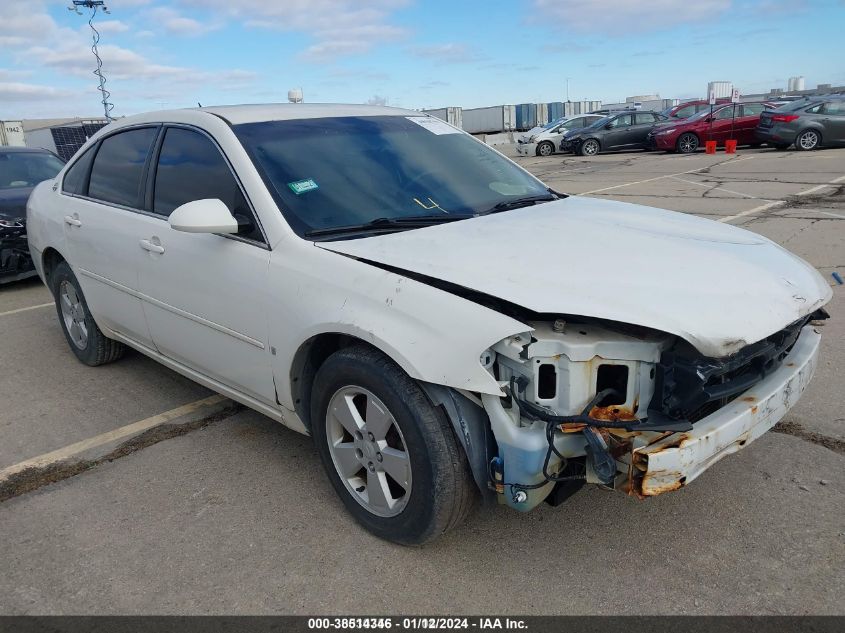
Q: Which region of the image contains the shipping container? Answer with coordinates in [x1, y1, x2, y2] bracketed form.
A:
[536, 103, 549, 126]
[462, 105, 516, 134]
[0, 121, 26, 147]
[422, 106, 462, 129]
[515, 103, 537, 131]
[547, 102, 564, 122]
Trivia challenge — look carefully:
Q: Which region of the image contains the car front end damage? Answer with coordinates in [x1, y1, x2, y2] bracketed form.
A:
[477, 313, 826, 510]
[1, 216, 37, 284]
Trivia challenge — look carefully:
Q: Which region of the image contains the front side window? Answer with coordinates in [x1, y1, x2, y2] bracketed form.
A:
[88, 127, 157, 207]
[609, 114, 632, 127]
[714, 106, 739, 120]
[0, 151, 64, 190]
[742, 103, 765, 116]
[674, 104, 697, 118]
[153, 127, 261, 241]
[821, 101, 845, 115]
[235, 116, 549, 237]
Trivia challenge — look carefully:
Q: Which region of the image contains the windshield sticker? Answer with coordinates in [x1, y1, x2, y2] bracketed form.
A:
[406, 116, 460, 135]
[288, 178, 319, 195]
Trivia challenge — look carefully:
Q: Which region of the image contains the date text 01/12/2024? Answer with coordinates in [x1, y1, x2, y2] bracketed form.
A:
[307, 617, 528, 630]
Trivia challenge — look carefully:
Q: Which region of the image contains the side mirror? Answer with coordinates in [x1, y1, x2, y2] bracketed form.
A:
[169, 199, 239, 234]
[605, 123, 615, 129]
[703, 117, 712, 123]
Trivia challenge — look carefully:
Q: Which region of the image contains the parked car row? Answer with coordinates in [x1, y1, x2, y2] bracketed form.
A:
[531, 95, 845, 158]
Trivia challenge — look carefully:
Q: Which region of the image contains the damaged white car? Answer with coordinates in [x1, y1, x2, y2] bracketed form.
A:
[27, 105, 831, 544]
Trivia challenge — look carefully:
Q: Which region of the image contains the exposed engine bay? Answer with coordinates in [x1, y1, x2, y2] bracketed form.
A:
[478, 312, 824, 511]
[0, 217, 36, 284]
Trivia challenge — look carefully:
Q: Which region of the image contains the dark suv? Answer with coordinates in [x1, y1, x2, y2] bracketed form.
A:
[562, 111, 668, 156]
[756, 97, 845, 150]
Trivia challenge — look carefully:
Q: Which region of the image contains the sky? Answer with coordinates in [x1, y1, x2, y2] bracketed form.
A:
[2, 0, 844, 120]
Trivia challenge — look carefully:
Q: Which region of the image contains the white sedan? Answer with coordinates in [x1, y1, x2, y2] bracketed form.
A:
[27, 104, 831, 544]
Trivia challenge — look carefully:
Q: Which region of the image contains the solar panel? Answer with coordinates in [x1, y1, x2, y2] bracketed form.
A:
[50, 122, 107, 161]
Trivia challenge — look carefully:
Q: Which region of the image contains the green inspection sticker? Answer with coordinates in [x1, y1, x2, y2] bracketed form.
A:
[288, 178, 319, 195]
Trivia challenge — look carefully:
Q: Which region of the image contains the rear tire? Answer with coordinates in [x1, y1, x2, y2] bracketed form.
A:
[676, 133, 699, 154]
[579, 139, 600, 156]
[536, 141, 554, 157]
[310, 345, 476, 545]
[52, 261, 125, 366]
[795, 129, 821, 151]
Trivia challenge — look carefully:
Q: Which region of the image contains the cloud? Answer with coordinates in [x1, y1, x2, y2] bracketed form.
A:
[530, 0, 732, 33]
[0, 4, 57, 47]
[148, 8, 220, 36]
[181, 0, 409, 62]
[410, 43, 485, 64]
[93, 20, 131, 34]
[0, 82, 74, 102]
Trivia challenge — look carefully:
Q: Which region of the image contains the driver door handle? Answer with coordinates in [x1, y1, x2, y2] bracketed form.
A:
[64, 215, 82, 227]
[139, 238, 165, 254]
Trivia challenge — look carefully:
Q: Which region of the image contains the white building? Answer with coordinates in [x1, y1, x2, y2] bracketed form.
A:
[787, 76, 805, 91]
[707, 81, 733, 99]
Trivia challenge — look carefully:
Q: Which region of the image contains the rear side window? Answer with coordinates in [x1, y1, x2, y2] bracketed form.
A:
[62, 145, 96, 195]
[635, 112, 657, 124]
[821, 102, 845, 115]
[88, 127, 157, 207]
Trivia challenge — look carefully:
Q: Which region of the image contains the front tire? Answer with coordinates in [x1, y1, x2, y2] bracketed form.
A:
[536, 141, 554, 157]
[52, 261, 125, 366]
[796, 129, 821, 151]
[311, 345, 476, 545]
[677, 133, 699, 154]
[579, 139, 600, 156]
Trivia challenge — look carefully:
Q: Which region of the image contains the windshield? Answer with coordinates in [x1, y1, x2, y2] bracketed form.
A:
[773, 99, 821, 112]
[235, 116, 550, 237]
[0, 151, 64, 190]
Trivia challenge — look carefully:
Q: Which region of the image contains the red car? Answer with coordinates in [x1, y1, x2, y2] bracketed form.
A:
[648, 102, 777, 153]
[661, 99, 731, 120]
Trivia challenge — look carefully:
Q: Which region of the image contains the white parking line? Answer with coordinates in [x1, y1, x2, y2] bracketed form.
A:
[718, 174, 845, 223]
[670, 175, 763, 200]
[579, 155, 756, 195]
[0, 394, 229, 482]
[0, 302, 54, 318]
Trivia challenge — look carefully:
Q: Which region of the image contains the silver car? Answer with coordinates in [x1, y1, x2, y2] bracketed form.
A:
[757, 97, 845, 150]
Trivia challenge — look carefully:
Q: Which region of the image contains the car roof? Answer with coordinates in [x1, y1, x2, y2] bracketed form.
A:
[198, 103, 420, 125]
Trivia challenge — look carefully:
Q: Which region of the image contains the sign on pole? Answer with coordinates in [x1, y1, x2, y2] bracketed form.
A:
[731, 89, 740, 103]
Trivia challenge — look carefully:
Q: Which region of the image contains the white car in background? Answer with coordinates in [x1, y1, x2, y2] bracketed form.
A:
[516, 114, 604, 156]
[27, 104, 831, 545]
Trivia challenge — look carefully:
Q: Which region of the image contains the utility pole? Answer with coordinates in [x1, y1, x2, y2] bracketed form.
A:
[67, 1, 114, 120]
[565, 77, 571, 102]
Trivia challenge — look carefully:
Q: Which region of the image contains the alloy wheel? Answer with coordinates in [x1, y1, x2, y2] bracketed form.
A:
[326, 386, 412, 517]
[59, 280, 88, 350]
[583, 140, 599, 156]
[538, 142, 553, 156]
[678, 134, 699, 153]
[798, 131, 819, 150]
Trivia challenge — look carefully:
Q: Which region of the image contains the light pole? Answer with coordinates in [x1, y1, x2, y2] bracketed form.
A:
[67, 1, 114, 120]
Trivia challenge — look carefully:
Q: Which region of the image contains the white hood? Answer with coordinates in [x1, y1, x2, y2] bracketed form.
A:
[319, 197, 831, 357]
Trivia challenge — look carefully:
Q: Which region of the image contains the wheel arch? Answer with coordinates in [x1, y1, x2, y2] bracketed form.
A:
[41, 246, 67, 291]
[290, 331, 495, 501]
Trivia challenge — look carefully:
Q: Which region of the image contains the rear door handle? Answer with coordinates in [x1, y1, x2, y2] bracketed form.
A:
[64, 214, 82, 227]
[139, 238, 165, 254]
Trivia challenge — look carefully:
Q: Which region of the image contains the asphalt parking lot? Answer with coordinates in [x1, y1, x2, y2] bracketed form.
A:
[1, 146, 843, 615]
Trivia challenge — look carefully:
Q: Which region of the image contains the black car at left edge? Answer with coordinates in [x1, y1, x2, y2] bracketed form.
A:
[1, 147, 64, 284]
